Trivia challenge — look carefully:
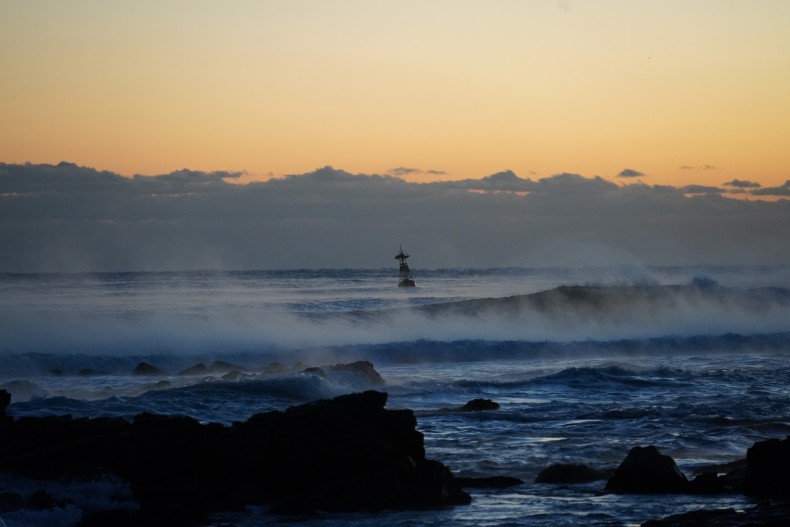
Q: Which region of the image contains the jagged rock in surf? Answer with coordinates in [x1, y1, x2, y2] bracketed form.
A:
[301, 360, 385, 386]
[0, 390, 469, 525]
[440, 398, 500, 412]
[739, 434, 790, 498]
[605, 445, 688, 493]
[0, 389, 10, 425]
[132, 362, 168, 376]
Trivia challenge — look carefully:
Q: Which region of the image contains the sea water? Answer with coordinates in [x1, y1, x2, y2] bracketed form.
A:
[2, 265, 790, 526]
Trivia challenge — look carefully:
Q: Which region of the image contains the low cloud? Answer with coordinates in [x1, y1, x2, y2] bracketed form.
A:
[617, 168, 644, 178]
[751, 181, 790, 197]
[387, 167, 448, 177]
[680, 164, 718, 171]
[1, 162, 788, 272]
[724, 179, 761, 189]
[680, 184, 725, 195]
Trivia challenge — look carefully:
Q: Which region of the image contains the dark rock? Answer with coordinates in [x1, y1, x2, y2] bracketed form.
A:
[739, 435, 790, 498]
[536, 463, 612, 484]
[132, 362, 168, 376]
[456, 476, 524, 488]
[459, 398, 499, 411]
[0, 490, 24, 512]
[0, 389, 10, 422]
[177, 363, 208, 376]
[440, 398, 500, 413]
[29, 490, 64, 510]
[220, 370, 244, 382]
[0, 390, 469, 524]
[687, 471, 728, 494]
[323, 361, 385, 386]
[605, 445, 688, 494]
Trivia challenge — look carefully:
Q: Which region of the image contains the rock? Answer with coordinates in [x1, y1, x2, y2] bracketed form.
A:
[456, 476, 524, 488]
[220, 370, 244, 382]
[459, 398, 499, 411]
[687, 471, 727, 494]
[0, 389, 10, 423]
[440, 398, 500, 413]
[0, 390, 469, 524]
[132, 362, 168, 376]
[322, 361, 385, 386]
[605, 446, 688, 494]
[536, 463, 612, 484]
[739, 435, 790, 498]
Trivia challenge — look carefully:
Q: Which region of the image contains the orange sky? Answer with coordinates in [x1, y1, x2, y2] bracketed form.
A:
[2, 1, 789, 186]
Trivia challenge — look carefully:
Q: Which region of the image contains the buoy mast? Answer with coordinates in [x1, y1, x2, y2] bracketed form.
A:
[395, 245, 416, 287]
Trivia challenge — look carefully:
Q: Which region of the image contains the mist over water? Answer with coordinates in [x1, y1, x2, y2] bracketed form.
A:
[1, 265, 789, 364]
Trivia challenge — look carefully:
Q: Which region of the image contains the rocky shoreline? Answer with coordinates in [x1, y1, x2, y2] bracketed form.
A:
[2, 383, 790, 526]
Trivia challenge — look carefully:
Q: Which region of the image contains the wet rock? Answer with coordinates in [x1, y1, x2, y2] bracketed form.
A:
[132, 362, 168, 376]
[739, 435, 790, 498]
[536, 463, 612, 484]
[0, 390, 469, 524]
[605, 446, 688, 494]
[0, 390, 10, 424]
[323, 360, 385, 386]
[440, 398, 500, 413]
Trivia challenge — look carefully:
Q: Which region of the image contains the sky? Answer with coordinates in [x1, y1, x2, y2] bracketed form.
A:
[1, 2, 789, 272]
[2, 0, 789, 186]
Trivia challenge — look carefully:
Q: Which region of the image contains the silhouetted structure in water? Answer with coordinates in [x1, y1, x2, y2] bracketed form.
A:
[395, 246, 416, 287]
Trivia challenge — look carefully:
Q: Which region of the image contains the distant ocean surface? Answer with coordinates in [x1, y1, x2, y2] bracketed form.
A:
[2, 265, 790, 526]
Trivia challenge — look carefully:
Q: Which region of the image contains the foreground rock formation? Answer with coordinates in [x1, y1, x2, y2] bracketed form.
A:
[0, 389, 469, 526]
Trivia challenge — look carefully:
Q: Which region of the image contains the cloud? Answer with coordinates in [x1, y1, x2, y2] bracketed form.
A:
[1, 162, 789, 272]
[751, 180, 790, 197]
[724, 179, 761, 189]
[617, 168, 644, 178]
[387, 167, 448, 177]
[680, 164, 718, 171]
[680, 184, 725, 194]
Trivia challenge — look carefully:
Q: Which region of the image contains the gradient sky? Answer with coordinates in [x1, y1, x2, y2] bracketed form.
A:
[2, 0, 789, 186]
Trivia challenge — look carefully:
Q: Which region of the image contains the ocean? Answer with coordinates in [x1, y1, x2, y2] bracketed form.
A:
[2, 265, 790, 526]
